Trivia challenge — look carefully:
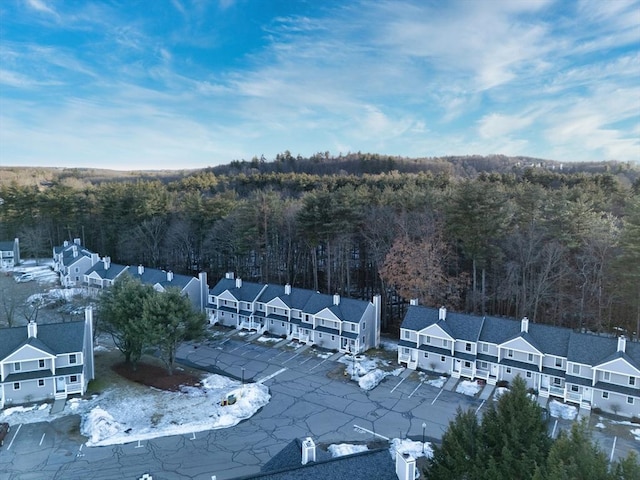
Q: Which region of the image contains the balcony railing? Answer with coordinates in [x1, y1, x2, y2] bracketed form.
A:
[549, 385, 564, 397]
[566, 391, 582, 403]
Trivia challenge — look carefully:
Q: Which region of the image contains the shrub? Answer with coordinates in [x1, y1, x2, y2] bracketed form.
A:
[497, 380, 509, 388]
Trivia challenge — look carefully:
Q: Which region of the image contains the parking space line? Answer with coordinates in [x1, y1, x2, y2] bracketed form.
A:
[309, 357, 329, 372]
[39, 433, 46, 446]
[282, 353, 300, 364]
[257, 367, 287, 384]
[6, 423, 21, 450]
[272, 350, 288, 359]
[299, 356, 313, 365]
[431, 389, 443, 405]
[475, 400, 486, 414]
[408, 381, 424, 398]
[390, 376, 407, 393]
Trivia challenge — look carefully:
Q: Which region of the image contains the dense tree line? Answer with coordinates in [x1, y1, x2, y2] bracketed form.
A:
[427, 376, 639, 479]
[1, 155, 638, 336]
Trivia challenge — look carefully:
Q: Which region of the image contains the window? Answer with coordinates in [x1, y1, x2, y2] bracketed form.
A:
[506, 367, 512, 374]
[442, 339, 448, 347]
[320, 319, 325, 326]
[464, 361, 471, 368]
[14, 362, 21, 371]
[526, 371, 532, 378]
[555, 358, 562, 367]
[572, 364, 580, 375]
[571, 385, 579, 392]
[69, 354, 77, 364]
[423, 352, 429, 358]
[528, 353, 534, 362]
[331, 335, 335, 341]
[39, 359, 45, 368]
[231, 314, 234, 319]
[70, 375, 78, 383]
[479, 361, 488, 369]
[403, 348, 410, 354]
[403, 330, 410, 339]
[14, 382, 20, 390]
[281, 322, 285, 327]
[481, 343, 489, 352]
[75, 267, 79, 272]
[604, 371, 611, 381]
[318, 333, 322, 338]
[553, 378, 562, 385]
[270, 319, 274, 325]
[507, 349, 513, 358]
[38, 379, 45, 387]
[441, 356, 445, 362]
[465, 343, 472, 352]
[630, 377, 636, 386]
[602, 392, 609, 399]
[351, 324, 356, 332]
[363, 322, 366, 330]
[425, 335, 431, 344]
[628, 397, 634, 405]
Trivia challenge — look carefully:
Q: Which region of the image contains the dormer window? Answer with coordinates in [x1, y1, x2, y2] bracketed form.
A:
[507, 349, 513, 358]
[630, 377, 636, 386]
[39, 359, 45, 368]
[403, 330, 410, 339]
[465, 343, 472, 352]
[69, 354, 77, 364]
[14, 362, 21, 371]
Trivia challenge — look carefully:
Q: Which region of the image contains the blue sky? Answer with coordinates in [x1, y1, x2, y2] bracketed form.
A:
[0, 0, 638, 170]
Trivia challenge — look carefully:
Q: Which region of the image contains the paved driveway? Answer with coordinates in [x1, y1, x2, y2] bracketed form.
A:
[2, 332, 633, 480]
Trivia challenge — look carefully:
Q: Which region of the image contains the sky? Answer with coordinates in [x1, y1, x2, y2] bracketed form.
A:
[0, 0, 638, 171]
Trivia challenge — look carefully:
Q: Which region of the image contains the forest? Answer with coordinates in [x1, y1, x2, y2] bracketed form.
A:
[1, 154, 639, 337]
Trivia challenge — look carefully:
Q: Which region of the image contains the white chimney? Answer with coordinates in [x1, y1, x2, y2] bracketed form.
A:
[167, 271, 174, 282]
[438, 306, 447, 321]
[618, 336, 626, 353]
[236, 278, 242, 288]
[63, 240, 69, 247]
[225, 272, 235, 280]
[138, 265, 144, 275]
[73, 238, 81, 245]
[91, 253, 99, 266]
[395, 452, 416, 480]
[410, 299, 418, 306]
[521, 317, 529, 333]
[285, 284, 291, 295]
[301, 437, 316, 465]
[333, 294, 340, 305]
[72, 245, 78, 257]
[104, 256, 111, 270]
[27, 320, 37, 338]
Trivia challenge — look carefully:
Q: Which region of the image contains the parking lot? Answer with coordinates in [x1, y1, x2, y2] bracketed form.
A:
[1, 329, 637, 480]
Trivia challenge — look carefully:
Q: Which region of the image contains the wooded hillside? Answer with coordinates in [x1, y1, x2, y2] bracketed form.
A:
[1, 154, 639, 336]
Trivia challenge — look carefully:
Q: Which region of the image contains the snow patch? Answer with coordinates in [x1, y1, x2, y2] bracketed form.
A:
[426, 376, 447, 389]
[328, 443, 369, 457]
[338, 355, 401, 391]
[389, 438, 433, 460]
[456, 380, 481, 397]
[548, 400, 577, 420]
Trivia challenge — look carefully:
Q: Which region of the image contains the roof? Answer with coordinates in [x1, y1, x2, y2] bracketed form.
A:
[258, 284, 315, 310]
[0, 240, 16, 251]
[236, 439, 397, 480]
[210, 278, 266, 302]
[0, 321, 86, 360]
[85, 261, 128, 280]
[128, 267, 195, 290]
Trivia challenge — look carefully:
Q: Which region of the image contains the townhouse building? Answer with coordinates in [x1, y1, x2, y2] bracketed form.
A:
[398, 304, 640, 418]
[207, 273, 381, 354]
[0, 308, 95, 408]
[53, 239, 101, 288]
[0, 238, 20, 270]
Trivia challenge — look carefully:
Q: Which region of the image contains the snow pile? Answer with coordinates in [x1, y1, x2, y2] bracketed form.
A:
[27, 287, 88, 307]
[631, 429, 640, 441]
[548, 400, 577, 420]
[338, 355, 403, 391]
[389, 438, 433, 460]
[257, 336, 280, 344]
[426, 376, 447, 389]
[380, 340, 398, 351]
[494, 387, 509, 400]
[456, 380, 481, 397]
[82, 407, 125, 445]
[328, 443, 369, 457]
[595, 422, 605, 429]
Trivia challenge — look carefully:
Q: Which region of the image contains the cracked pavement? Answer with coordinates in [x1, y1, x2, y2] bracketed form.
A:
[1, 334, 482, 480]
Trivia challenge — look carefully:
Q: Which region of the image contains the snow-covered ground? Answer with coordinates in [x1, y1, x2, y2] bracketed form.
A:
[455, 380, 481, 397]
[12, 260, 58, 284]
[548, 399, 578, 420]
[338, 354, 403, 391]
[0, 371, 270, 447]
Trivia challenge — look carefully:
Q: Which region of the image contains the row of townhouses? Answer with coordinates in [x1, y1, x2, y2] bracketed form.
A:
[0, 238, 20, 270]
[398, 303, 640, 418]
[207, 273, 381, 354]
[0, 308, 94, 409]
[52, 238, 208, 311]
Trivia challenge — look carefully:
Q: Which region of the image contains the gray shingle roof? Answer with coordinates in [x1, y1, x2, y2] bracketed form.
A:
[210, 278, 266, 302]
[240, 439, 397, 480]
[128, 267, 194, 290]
[0, 240, 16, 251]
[85, 262, 128, 280]
[0, 321, 86, 359]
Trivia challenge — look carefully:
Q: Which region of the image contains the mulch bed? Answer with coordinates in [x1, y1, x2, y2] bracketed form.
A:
[112, 361, 203, 392]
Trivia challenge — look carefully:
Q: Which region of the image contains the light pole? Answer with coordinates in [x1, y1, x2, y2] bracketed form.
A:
[422, 422, 426, 454]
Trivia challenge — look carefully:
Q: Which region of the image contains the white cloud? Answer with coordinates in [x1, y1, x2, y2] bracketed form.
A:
[478, 113, 534, 139]
[24, 0, 57, 16]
